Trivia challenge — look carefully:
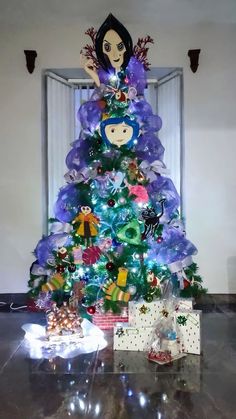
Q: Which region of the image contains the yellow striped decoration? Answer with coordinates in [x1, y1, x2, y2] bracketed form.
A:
[42, 273, 65, 292]
[117, 267, 128, 287]
[102, 279, 130, 302]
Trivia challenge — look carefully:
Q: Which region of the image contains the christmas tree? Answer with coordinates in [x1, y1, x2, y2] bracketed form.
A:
[28, 14, 206, 316]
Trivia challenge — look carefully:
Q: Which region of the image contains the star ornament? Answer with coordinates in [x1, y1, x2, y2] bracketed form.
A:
[177, 315, 188, 326]
[139, 304, 149, 314]
[161, 309, 169, 318]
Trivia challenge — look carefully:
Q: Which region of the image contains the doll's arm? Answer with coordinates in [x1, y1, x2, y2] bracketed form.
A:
[90, 214, 100, 225]
[80, 53, 100, 87]
[72, 213, 83, 224]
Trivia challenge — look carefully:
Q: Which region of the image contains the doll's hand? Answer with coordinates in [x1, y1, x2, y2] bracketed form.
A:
[80, 53, 100, 87]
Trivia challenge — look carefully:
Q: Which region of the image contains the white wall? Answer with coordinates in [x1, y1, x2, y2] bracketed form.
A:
[0, 19, 235, 293]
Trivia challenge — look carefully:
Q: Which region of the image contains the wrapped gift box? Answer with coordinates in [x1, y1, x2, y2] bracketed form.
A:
[129, 298, 193, 328]
[174, 309, 202, 355]
[92, 307, 128, 330]
[113, 323, 153, 351]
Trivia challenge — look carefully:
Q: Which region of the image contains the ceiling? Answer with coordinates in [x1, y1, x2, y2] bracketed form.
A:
[0, 0, 236, 26]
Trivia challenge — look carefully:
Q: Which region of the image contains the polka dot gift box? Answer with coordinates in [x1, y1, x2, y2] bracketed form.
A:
[113, 323, 153, 351]
[128, 298, 194, 328]
[174, 310, 202, 355]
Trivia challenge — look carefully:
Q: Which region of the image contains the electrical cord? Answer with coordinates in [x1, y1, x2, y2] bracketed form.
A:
[10, 303, 27, 310]
[0, 302, 27, 311]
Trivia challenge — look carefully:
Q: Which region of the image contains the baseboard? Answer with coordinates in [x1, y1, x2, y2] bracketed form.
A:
[0, 293, 236, 312]
[195, 293, 236, 304]
[0, 293, 28, 312]
[0, 293, 27, 305]
[0, 293, 236, 305]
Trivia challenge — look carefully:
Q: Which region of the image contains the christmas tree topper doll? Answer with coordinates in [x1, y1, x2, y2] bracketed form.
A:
[81, 14, 133, 87]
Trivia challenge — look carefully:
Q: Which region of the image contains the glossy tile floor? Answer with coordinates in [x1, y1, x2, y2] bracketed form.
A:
[0, 304, 236, 419]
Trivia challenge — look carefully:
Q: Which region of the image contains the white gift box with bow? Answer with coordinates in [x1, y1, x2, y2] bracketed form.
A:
[129, 298, 194, 328]
[113, 323, 153, 351]
[174, 309, 202, 355]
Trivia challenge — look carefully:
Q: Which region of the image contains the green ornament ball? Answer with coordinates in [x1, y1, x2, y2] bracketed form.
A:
[144, 294, 153, 303]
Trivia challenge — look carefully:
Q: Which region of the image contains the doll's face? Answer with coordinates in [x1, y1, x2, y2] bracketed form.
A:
[104, 121, 134, 147]
[81, 206, 91, 215]
[102, 29, 126, 70]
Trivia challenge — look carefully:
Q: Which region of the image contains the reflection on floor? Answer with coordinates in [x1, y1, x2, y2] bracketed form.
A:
[0, 299, 236, 419]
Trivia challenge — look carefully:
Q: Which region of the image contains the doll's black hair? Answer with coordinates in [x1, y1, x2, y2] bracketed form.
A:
[95, 14, 133, 71]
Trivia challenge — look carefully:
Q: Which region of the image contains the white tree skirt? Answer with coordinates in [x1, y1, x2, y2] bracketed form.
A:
[22, 318, 107, 359]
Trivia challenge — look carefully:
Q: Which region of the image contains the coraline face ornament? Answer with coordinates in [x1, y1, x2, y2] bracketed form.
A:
[100, 116, 139, 148]
[81, 205, 92, 215]
[102, 29, 126, 71]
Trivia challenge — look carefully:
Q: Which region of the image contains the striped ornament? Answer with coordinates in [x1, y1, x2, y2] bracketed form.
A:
[103, 279, 130, 302]
[42, 273, 65, 292]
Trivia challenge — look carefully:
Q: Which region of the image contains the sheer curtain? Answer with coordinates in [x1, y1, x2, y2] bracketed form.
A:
[157, 71, 183, 199]
[74, 83, 94, 139]
[46, 73, 75, 218]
